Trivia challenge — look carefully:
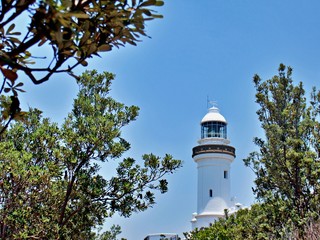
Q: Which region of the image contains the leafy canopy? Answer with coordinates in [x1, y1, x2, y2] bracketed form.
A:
[0, 0, 164, 85]
[0, 70, 182, 239]
[244, 64, 320, 228]
[0, 0, 164, 134]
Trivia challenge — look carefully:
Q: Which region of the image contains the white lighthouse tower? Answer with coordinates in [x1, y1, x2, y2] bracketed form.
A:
[191, 105, 236, 229]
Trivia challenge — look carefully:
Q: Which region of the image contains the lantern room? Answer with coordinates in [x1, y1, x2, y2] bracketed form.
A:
[200, 106, 227, 139]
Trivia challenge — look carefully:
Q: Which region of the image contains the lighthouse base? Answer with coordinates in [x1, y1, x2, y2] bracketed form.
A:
[191, 204, 244, 230]
[191, 212, 225, 230]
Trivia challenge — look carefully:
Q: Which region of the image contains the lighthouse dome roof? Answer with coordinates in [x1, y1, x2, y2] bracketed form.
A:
[201, 106, 227, 124]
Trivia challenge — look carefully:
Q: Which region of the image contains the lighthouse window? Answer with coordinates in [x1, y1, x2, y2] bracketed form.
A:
[201, 122, 227, 139]
[224, 171, 228, 179]
[209, 189, 213, 197]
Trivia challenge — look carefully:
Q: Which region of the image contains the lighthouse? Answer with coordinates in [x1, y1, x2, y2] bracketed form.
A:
[191, 105, 236, 229]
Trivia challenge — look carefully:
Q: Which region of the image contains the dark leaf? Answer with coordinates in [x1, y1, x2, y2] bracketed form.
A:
[98, 44, 112, 52]
[6, 23, 15, 34]
[0, 67, 18, 82]
[15, 88, 26, 93]
[15, 82, 23, 87]
[80, 60, 88, 66]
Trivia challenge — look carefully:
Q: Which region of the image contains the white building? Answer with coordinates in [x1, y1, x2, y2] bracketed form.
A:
[144, 233, 179, 240]
[191, 106, 242, 229]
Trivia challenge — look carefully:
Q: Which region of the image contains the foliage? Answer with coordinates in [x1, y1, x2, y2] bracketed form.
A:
[184, 203, 299, 240]
[0, 70, 181, 239]
[95, 225, 124, 240]
[185, 203, 320, 240]
[0, 0, 164, 134]
[0, 0, 164, 84]
[244, 63, 320, 230]
[292, 220, 320, 240]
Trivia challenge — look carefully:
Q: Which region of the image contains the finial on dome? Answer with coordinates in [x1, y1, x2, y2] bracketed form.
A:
[207, 96, 219, 110]
[208, 100, 218, 108]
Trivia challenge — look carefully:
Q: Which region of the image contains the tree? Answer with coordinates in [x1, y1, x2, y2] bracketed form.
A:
[184, 202, 299, 240]
[95, 225, 123, 240]
[0, 70, 182, 239]
[244, 64, 320, 230]
[0, 0, 164, 133]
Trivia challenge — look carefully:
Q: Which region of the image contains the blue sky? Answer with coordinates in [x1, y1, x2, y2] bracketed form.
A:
[19, 0, 320, 239]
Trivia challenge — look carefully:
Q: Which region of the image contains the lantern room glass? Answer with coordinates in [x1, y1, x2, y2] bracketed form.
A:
[201, 121, 227, 139]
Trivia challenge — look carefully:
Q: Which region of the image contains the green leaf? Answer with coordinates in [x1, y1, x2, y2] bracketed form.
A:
[151, 14, 163, 19]
[155, 1, 164, 6]
[64, 12, 90, 19]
